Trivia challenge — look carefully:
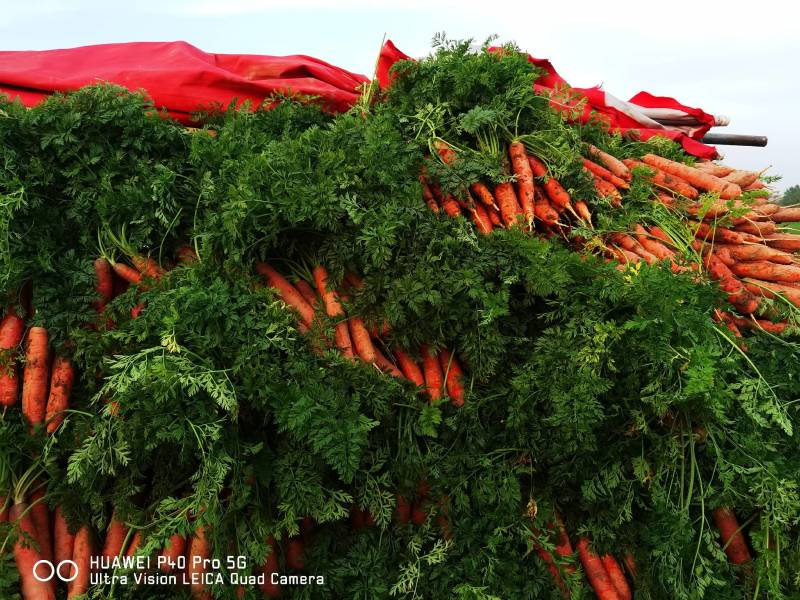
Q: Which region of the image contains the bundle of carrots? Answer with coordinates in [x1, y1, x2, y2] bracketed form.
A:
[423, 139, 798, 338]
[255, 262, 466, 407]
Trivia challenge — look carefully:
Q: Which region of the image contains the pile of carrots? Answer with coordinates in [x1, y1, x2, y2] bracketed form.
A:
[424, 139, 798, 338]
[255, 262, 466, 407]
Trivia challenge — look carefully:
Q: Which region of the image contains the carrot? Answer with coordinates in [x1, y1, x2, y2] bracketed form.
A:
[622, 553, 637, 579]
[470, 203, 494, 235]
[257, 263, 315, 327]
[420, 176, 440, 213]
[393, 348, 424, 387]
[694, 162, 735, 177]
[67, 525, 92, 599]
[583, 158, 629, 189]
[440, 194, 462, 218]
[312, 266, 353, 358]
[610, 233, 658, 264]
[593, 176, 622, 207]
[693, 222, 759, 245]
[395, 494, 411, 524]
[0, 313, 25, 407]
[624, 159, 699, 199]
[723, 169, 762, 188]
[752, 203, 780, 217]
[348, 317, 377, 363]
[574, 200, 592, 224]
[587, 144, 631, 181]
[44, 356, 74, 434]
[125, 530, 142, 557]
[648, 226, 674, 246]
[487, 204, 502, 227]
[187, 525, 212, 600]
[11, 499, 56, 600]
[494, 182, 523, 227]
[28, 488, 53, 567]
[771, 207, 800, 223]
[470, 182, 498, 209]
[601, 555, 632, 600]
[713, 246, 735, 267]
[765, 233, 800, 252]
[731, 315, 789, 335]
[577, 538, 621, 600]
[633, 225, 675, 260]
[509, 142, 536, 226]
[131, 255, 165, 281]
[528, 156, 573, 212]
[730, 261, 800, 283]
[411, 502, 428, 526]
[294, 279, 319, 307]
[102, 514, 128, 559]
[745, 180, 767, 190]
[744, 279, 800, 308]
[641, 154, 741, 199]
[373, 346, 403, 378]
[21, 326, 49, 430]
[535, 545, 568, 596]
[695, 243, 760, 313]
[712, 508, 751, 565]
[438, 348, 465, 407]
[714, 244, 794, 265]
[159, 534, 186, 573]
[286, 537, 305, 570]
[111, 262, 142, 285]
[420, 344, 443, 401]
[176, 245, 198, 264]
[260, 535, 281, 598]
[533, 183, 559, 226]
[53, 506, 75, 571]
[94, 257, 114, 306]
[735, 221, 776, 237]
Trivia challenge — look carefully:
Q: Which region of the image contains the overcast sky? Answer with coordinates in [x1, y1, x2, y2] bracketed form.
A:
[2, 0, 798, 190]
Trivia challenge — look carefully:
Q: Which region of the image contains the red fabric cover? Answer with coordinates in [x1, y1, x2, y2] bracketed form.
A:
[0, 41, 369, 123]
[376, 40, 412, 89]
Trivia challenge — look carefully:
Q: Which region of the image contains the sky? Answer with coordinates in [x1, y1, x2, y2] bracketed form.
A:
[2, 0, 799, 190]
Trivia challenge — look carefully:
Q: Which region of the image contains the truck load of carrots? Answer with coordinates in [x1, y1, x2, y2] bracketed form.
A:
[1, 37, 799, 600]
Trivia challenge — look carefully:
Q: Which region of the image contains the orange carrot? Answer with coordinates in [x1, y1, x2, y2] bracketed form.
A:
[159, 534, 186, 573]
[45, 356, 74, 434]
[438, 349, 465, 407]
[715, 244, 794, 265]
[593, 176, 622, 207]
[420, 176, 440, 213]
[694, 162, 735, 177]
[94, 257, 114, 306]
[440, 193, 462, 218]
[494, 182, 523, 227]
[729, 261, 800, 283]
[528, 156, 573, 212]
[624, 159, 699, 199]
[11, 499, 56, 600]
[420, 344, 443, 401]
[574, 200, 592, 224]
[712, 508, 751, 565]
[187, 525, 212, 600]
[125, 530, 142, 557]
[535, 545, 568, 596]
[256, 262, 315, 326]
[583, 158, 629, 189]
[633, 225, 675, 260]
[53, 506, 75, 567]
[131, 255, 165, 281]
[587, 144, 631, 181]
[648, 226, 674, 246]
[509, 142, 535, 226]
[610, 233, 658, 264]
[111, 262, 142, 285]
[693, 222, 759, 245]
[533, 183, 559, 226]
[373, 346, 403, 378]
[260, 535, 281, 598]
[723, 169, 762, 188]
[765, 233, 800, 252]
[0, 313, 24, 407]
[411, 502, 428, 526]
[176, 245, 198, 264]
[348, 316, 377, 363]
[294, 279, 319, 307]
[731, 315, 788, 335]
[735, 221, 776, 237]
[67, 525, 92, 600]
[622, 553, 637, 579]
[393, 348, 425, 387]
[312, 266, 353, 358]
[22, 326, 49, 431]
[470, 182, 498, 209]
[577, 538, 621, 600]
[29, 488, 53, 564]
[601, 555, 632, 600]
[771, 207, 800, 222]
[641, 154, 741, 199]
[102, 515, 128, 559]
[470, 203, 494, 235]
[487, 204, 502, 227]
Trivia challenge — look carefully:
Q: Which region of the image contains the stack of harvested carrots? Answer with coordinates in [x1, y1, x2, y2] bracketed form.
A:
[423, 139, 798, 338]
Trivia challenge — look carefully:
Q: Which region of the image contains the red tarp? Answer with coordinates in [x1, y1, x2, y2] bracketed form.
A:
[0, 39, 717, 158]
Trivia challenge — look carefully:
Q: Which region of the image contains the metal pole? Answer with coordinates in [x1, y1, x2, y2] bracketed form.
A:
[701, 133, 767, 147]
